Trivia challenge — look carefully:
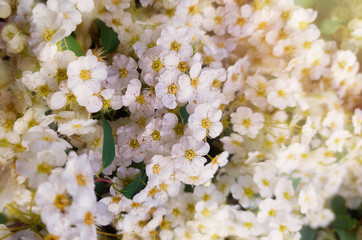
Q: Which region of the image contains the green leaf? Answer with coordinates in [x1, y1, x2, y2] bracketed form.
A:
[335, 229, 357, 240]
[334, 148, 348, 162]
[294, 0, 317, 8]
[116, 170, 148, 199]
[95, 181, 111, 200]
[331, 195, 347, 215]
[332, 214, 357, 231]
[292, 177, 301, 191]
[301, 225, 316, 240]
[320, 19, 344, 35]
[96, 19, 120, 54]
[0, 213, 7, 224]
[178, 105, 189, 124]
[59, 36, 83, 56]
[99, 115, 115, 173]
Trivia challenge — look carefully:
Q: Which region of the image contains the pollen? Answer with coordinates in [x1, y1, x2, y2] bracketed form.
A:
[244, 188, 253, 196]
[242, 118, 251, 128]
[37, 162, 52, 174]
[119, 68, 128, 78]
[131, 202, 140, 208]
[79, 70, 91, 81]
[244, 222, 253, 228]
[112, 196, 121, 203]
[54, 194, 71, 210]
[185, 149, 196, 160]
[56, 68, 67, 81]
[136, 95, 145, 104]
[152, 60, 163, 72]
[76, 173, 87, 186]
[38, 85, 50, 96]
[281, 11, 290, 21]
[277, 89, 286, 97]
[236, 17, 246, 26]
[84, 212, 94, 225]
[172, 208, 180, 216]
[188, 5, 198, 15]
[178, 62, 188, 72]
[170, 41, 180, 51]
[201, 118, 211, 129]
[129, 139, 139, 148]
[72, 124, 82, 129]
[214, 16, 222, 24]
[167, 84, 178, 94]
[191, 77, 199, 88]
[202, 208, 210, 217]
[303, 41, 312, 49]
[268, 209, 276, 216]
[298, 21, 308, 30]
[153, 164, 160, 174]
[165, 8, 175, 18]
[152, 130, 161, 140]
[43, 29, 55, 42]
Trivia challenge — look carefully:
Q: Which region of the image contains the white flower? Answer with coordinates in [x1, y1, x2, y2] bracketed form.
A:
[57, 119, 97, 136]
[62, 151, 94, 199]
[188, 103, 222, 140]
[155, 69, 192, 109]
[171, 136, 210, 171]
[67, 52, 108, 109]
[231, 107, 264, 139]
[298, 184, 322, 214]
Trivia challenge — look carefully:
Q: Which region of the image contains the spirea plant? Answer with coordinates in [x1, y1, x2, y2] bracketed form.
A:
[0, 0, 361, 239]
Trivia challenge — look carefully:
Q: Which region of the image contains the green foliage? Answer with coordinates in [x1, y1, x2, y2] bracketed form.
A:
[335, 229, 357, 240]
[59, 36, 84, 56]
[332, 215, 357, 231]
[331, 195, 347, 215]
[95, 181, 111, 200]
[96, 19, 120, 54]
[301, 225, 316, 240]
[98, 115, 115, 174]
[115, 170, 148, 199]
[294, 0, 317, 8]
[178, 105, 189, 124]
[292, 177, 301, 191]
[329, 195, 358, 240]
[320, 19, 344, 35]
[0, 213, 7, 224]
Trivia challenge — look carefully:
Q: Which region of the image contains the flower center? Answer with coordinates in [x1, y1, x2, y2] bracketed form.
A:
[201, 118, 211, 129]
[43, 29, 55, 42]
[152, 60, 163, 72]
[76, 174, 87, 186]
[168, 84, 178, 94]
[119, 68, 128, 78]
[152, 130, 161, 140]
[79, 70, 91, 81]
[54, 194, 71, 210]
[84, 212, 94, 225]
[136, 95, 145, 104]
[178, 62, 188, 72]
[129, 139, 139, 148]
[152, 164, 160, 174]
[56, 68, 67, 81]
[37, 162, 52, 174]
[236, 17, 246, 26]
[191, 77, 199, 88]
[38, 85, 50, 96]
[242, 118, 251, 128]
[185, 149, 195, 160]
[170, 41, 180, 51]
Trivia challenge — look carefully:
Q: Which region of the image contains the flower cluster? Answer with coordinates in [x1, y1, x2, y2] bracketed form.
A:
[0, 0, 361, 239]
